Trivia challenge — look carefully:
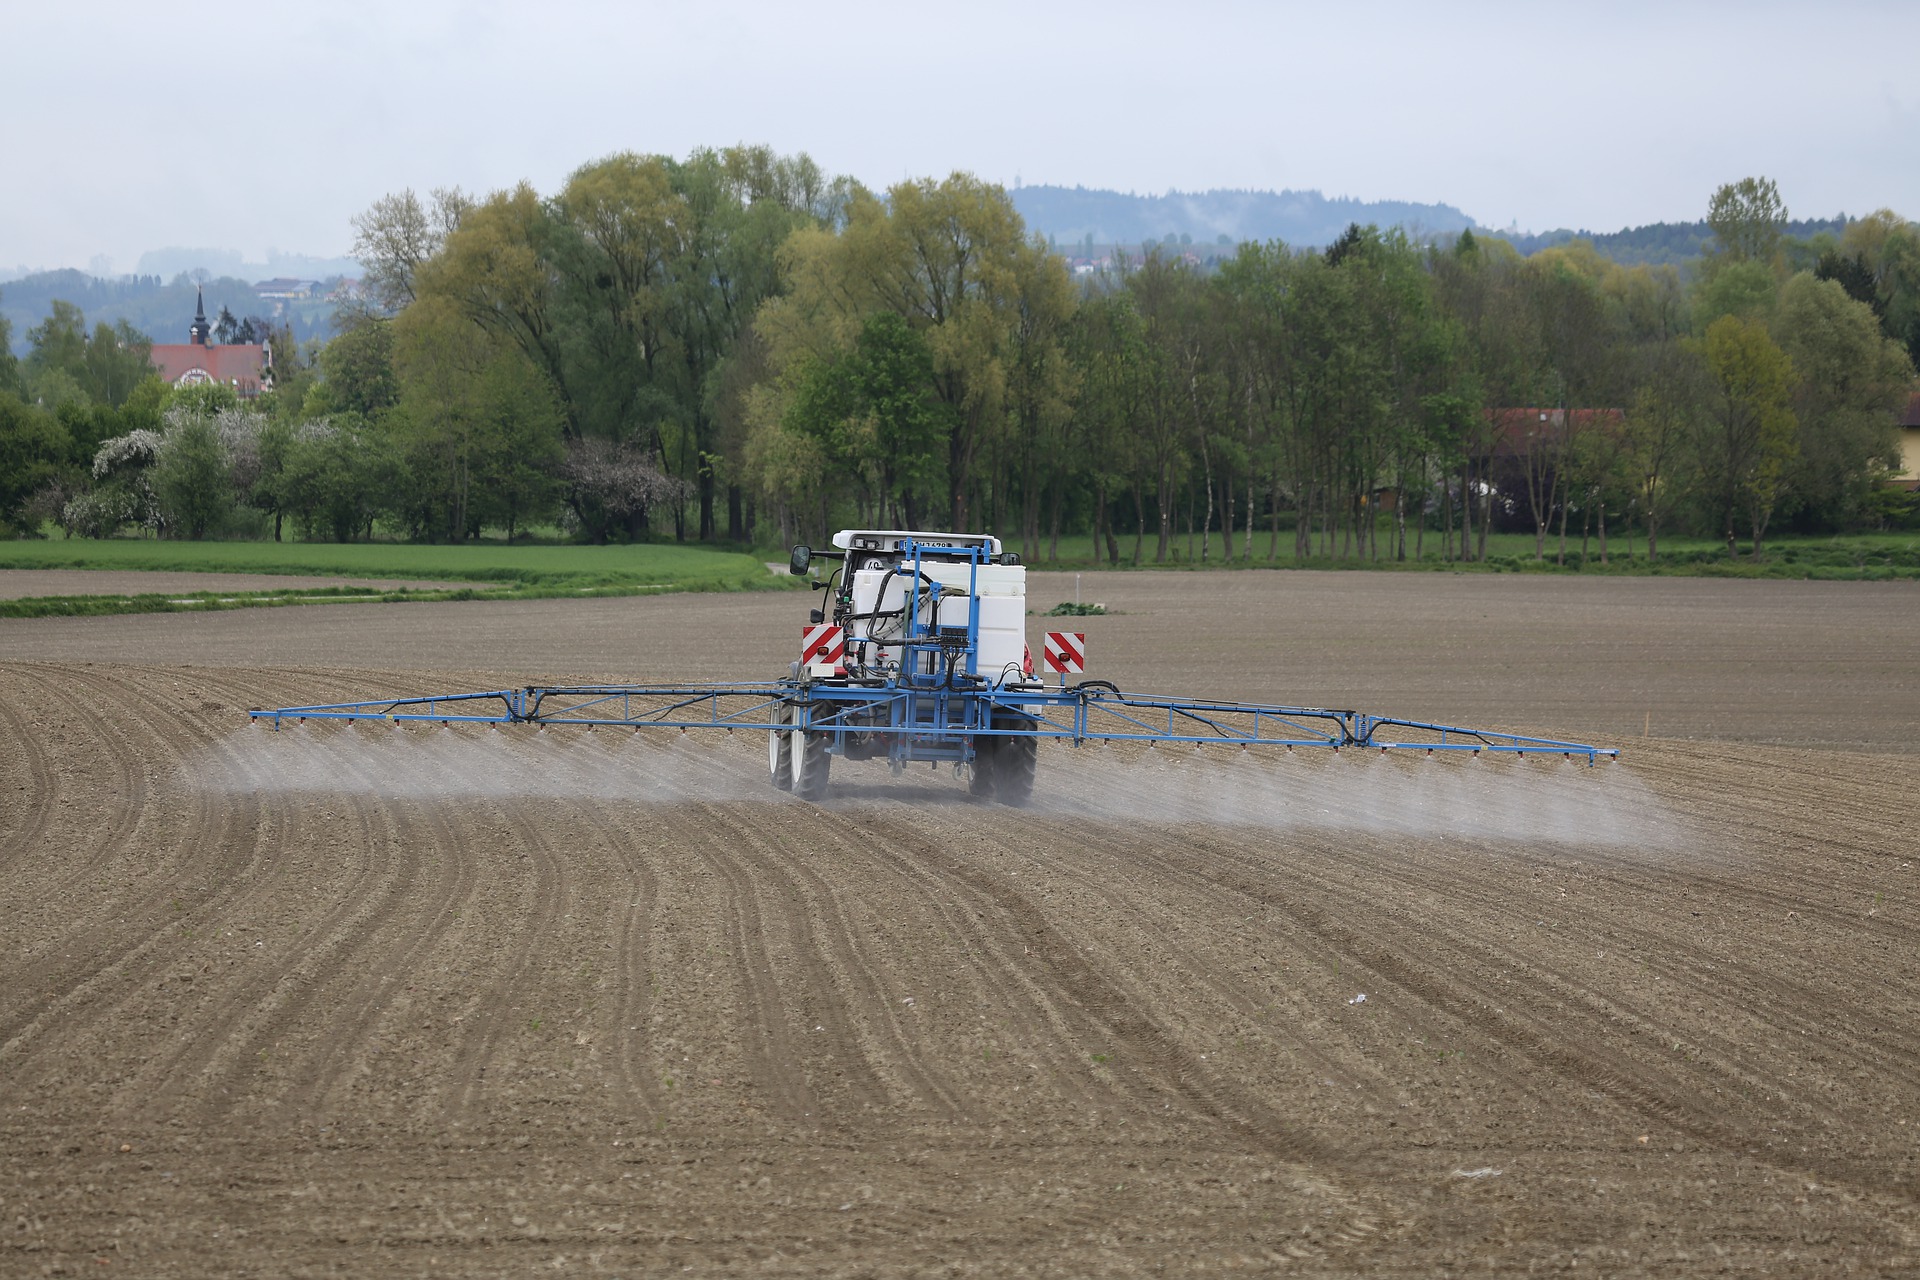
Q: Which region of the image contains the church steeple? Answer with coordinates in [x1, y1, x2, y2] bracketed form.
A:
[189, 284, 210, 346]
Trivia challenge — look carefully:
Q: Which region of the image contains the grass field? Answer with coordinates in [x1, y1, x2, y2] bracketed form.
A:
[999, 527, 1920, 577]
[2, 523, 1915, 621]
[0, 539, 788, 617]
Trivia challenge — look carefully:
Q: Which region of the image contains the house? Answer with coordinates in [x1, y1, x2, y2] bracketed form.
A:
[147, 286, 271, 398]
[1894, 390, 1920, 492]
[253, 277, 316, 300]
[1485, 407, 1628, 458]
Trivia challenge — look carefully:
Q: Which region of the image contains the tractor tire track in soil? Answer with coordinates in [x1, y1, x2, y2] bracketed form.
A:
[3, 568, 1918, 1277]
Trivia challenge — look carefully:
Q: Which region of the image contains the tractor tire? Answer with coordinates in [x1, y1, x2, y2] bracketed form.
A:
[968, 737, 999, 799]
[993, 717, 1038, 808]
[790, 714, 832, 802]
[769, 704, 794, 792]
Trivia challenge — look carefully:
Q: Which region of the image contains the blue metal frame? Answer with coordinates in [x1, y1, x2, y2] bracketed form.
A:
[247, 532, 1617, 769]
[247, 679, 1619, 764]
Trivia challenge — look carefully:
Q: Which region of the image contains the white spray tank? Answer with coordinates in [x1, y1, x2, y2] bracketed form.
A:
[832, 531, 1029, 683]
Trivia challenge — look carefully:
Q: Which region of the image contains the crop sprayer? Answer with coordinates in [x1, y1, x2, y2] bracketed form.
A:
[250, 529, 1619, 803]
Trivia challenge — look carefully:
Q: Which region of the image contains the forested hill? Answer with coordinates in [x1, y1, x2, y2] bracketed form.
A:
[1011, 185, 1855, 268]
[1484, 216, 1852, 266]
[1009, 185, 1476, 250]
[1, 270, 341, 355]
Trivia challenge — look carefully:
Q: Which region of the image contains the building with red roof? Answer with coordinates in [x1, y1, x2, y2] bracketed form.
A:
[1895, 389, 1920, 492]
[147, 286, 271, 398]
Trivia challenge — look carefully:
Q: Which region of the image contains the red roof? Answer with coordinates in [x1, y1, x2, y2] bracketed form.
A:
[1485, 407, 1625, 455]
[1899, 390, 1920, 428]
[149, 341, 268, 396]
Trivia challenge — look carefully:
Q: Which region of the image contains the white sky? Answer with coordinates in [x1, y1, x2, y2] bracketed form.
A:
[6, 0, 1917, 272]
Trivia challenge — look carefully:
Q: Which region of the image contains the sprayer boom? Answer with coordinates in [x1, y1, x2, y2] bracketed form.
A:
[247, 529, 1618, 803]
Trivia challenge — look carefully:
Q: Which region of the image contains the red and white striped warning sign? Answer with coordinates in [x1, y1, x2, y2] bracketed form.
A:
[801, 623, 844, 674]
[1043, 631, 1086, 674]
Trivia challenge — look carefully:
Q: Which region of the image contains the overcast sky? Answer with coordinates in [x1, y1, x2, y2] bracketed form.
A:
[7, 0, 1918, 273]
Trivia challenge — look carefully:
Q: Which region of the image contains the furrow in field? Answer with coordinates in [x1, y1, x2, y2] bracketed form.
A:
[0, 663, 153, 918]
[0, 665, 256, 1088]
[888, 811, 1363, 1172]
[0, 687, 57, 866]
[571, 790, 664, 1117]
[801, 798, 1125, 1120]
[124, 726, 399, 1114]
[436, 731, 578, 1120]
[697, 796, 973, 1121]
[222, 774, 476, 1122]
[642, 794, 827, 1124]
[1171, 828, 1918, 1201]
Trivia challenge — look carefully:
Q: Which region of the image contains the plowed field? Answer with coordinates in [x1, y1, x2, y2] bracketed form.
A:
[3, 571, 1917, 1276]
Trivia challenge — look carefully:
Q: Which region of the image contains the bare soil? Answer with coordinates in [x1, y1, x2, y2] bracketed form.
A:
[0, 569, 478, 599]
[3, 572, 1917, 1276]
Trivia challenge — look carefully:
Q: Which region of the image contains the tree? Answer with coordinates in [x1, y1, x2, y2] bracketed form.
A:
[1820, 210, 1920, 369]
[757, 172, 1072, 530]
[0, 394, 72, 534]
[21, 302, 157, 411]
[1772, 272, 1913, 526]
[351, 187, 471, 313]
[1698, 315, 1797, 555]
[276, 418, 389, 542]
[24, 300, 88, 395]
[1706, 177, 1787, 267]
[390, 297, 564, 540]
[1063, 292, 1150, 563]
[782, 311, 948, 529]
[560, 438, 685, 542]
[1622, 339, 1705, 562]
[311, 316, 399, 418]
[151, 410, 232, 539]
[0, 294, 18, 396]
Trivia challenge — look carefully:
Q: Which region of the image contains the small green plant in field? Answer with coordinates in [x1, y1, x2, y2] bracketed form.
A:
[1046, 601, 1108, 616]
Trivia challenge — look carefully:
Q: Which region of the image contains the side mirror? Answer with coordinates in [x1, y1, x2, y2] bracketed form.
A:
[788, 544, 812, 576]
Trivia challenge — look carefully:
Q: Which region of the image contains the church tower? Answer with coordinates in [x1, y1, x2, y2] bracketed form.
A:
[188, 284, 210, 346]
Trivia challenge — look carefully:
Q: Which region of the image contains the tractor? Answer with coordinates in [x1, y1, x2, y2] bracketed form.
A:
[249, 528, 1618, 801]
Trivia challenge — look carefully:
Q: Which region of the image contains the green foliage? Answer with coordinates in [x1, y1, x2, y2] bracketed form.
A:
[289, 156, 1920, 565]
[310, 316, 398, 417]
[1773, 272, 1913, 524]
[150, 413, 232, 539]
[21, 300, 159, 411]
[0, 393, 73, 535]
[0, 298, 18, 396]
[1696, 260, 1778, 328]
[1699, 315, 1798, 552]
[166, 384, 240, 428]
[1706, 177, 1787, 266]
[781, 311, 948, 526]
[275, 418, 389, 543]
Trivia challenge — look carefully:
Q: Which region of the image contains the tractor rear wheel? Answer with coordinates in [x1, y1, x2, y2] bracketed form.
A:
[994, 717, 1038, 808]
[968, 738, 999, 798]
[790, 714, 832, 802]
[769, 704, 794, 791]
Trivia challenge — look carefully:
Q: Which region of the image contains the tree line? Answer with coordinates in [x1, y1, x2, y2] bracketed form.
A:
[2, 159, 1915, 558]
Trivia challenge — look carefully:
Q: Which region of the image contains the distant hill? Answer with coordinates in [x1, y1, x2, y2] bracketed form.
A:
[1482, 216, 1852, 267]
[1011, 184, 1476, 252]
[1, 270, 345, 357]
[1010, 186, 1857, 270]
[133, 247, 360, 282]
